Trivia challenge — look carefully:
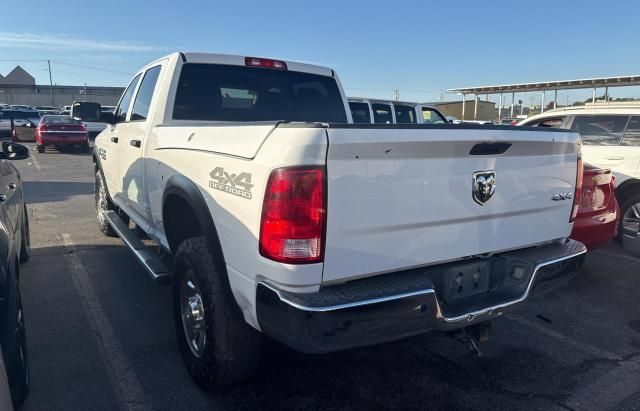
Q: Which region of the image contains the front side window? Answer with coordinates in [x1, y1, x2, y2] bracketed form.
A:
[571, 115, 628, 146]
[372, 103, 393, 124]
[114, 74, 142, 123]
[131, 66, 162, 121]
[349, 102, 371, 123]
[526, 117, 565, 128]
[622, 116, 640, 146]
[422, 108, 446, 124]
[394, 105, 416, 123]
[173, 64, 347, 123]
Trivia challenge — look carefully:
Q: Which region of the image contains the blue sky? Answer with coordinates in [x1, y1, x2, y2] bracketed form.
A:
[1, 0, 638, 104]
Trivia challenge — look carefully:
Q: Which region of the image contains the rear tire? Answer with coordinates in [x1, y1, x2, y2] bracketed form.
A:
[83, 142, 91, 153]
[19, 204, 30, 264]
[618, 192, 640, 243]
[172, 236, 261, 390]
[8, 287, 29, 408]
[36, 145, 44, 153]
[95, 169, 117, 237]
[2, 264, 30, 409]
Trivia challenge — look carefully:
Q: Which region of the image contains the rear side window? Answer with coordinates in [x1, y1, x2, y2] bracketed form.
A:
[173, 64, 347, 123]
[526, 117, 565, 128]
[349, 102, 371, 124]
[372, 103, 393, 124]
[622, 116, 640, 146]
[394, 105, 416, 123]
[131, 66, 161, 121]
[115, 74, 141, 123]
[422, 107, 446, 124]
[571, 115, 628, 146]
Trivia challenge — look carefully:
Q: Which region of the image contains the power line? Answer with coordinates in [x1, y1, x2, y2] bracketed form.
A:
[50, 60, 131, 75]
[0, 58, 130, 75]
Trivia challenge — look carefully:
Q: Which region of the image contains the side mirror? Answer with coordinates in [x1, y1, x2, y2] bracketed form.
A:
[101, 111, 115, 125]
[448, 119, 454, 124]
[2, 142, 29, 160]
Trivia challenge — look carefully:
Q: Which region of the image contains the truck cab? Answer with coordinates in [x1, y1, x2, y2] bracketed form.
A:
[348, 97, 447, 124]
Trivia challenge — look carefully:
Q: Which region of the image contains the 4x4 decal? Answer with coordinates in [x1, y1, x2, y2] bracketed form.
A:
[209, 167, 254, 199]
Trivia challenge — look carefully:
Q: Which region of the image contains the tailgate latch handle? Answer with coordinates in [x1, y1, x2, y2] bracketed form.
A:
[469, 142, 512, 156]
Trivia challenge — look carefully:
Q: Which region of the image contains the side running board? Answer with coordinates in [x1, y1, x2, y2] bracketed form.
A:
[104, 210, 172, 285]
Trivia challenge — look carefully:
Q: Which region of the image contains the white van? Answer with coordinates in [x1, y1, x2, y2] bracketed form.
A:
[348, 98, 447, 124]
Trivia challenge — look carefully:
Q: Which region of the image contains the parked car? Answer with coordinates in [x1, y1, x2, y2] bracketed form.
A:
[348, 98, 447, 124]
[92, 52, 585, 389]
[570, 164, 619, 249]
[519, 104, 640, 255]
[0, 110, 41, 139]
[10, 120, 37, 143]
[0, 142, 32, 408]
[35, 115, 90, 153]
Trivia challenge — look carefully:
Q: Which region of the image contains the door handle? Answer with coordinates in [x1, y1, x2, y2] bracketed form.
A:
[111, 136, 119, 143]
[130, 140, 142, 148]
[606, 155, 624, 160]
[0, 195, 6, 203]
[8, 183, 16, 190]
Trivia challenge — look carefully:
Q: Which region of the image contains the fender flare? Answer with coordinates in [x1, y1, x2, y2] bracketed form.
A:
[162, 175, 243, 313]
[162, 174, 224, 260]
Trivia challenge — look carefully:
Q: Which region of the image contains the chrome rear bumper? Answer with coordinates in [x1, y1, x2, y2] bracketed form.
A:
[256, 239, 586, 353]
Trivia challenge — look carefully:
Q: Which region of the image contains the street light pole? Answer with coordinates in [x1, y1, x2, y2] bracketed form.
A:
[47, 60, 54, 107]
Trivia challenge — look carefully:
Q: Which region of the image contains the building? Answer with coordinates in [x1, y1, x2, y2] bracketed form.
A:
[0, 65, 124, 108]
[425, 100, 496, 121]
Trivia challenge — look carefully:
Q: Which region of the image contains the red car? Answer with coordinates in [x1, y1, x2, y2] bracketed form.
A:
[34, 115, 90, 153]
[570, 164, 619, 250]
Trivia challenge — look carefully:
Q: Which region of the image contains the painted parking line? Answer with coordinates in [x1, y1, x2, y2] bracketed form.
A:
[565, 354, 640, 410]
[60, 233, 146, 411]
[29, 150, 41, 172]
[505, 314, 622, 361]
[592, 249, 640, 263]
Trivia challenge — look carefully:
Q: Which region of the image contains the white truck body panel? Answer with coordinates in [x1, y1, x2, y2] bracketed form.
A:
[322, 127, 578, 282]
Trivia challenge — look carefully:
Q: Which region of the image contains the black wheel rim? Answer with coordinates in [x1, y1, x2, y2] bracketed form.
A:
[623, 201, 640, 241]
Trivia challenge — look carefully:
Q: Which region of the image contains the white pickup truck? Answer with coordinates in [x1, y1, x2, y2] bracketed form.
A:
[92, 52, 586, 389]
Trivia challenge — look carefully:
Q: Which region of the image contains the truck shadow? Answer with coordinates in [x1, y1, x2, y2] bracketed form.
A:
[23, 181, 94, 204]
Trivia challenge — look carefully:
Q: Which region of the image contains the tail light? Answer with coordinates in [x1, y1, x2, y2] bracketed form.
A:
[570, 154, 583, 222]
[245, 57, 287, 70]
[39, 123, 48, 132]
[259, 166, 326, 264]
[79, 124, 88, 133]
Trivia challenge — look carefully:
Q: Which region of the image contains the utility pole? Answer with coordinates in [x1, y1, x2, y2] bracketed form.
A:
[394, 89, 400, 101]
[47, 60, 54, 107]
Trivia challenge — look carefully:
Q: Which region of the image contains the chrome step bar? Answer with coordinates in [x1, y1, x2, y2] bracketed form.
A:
[104, 210, 172, 285]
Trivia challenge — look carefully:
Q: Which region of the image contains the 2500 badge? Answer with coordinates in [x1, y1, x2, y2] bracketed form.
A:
[209, 167, 254, 199]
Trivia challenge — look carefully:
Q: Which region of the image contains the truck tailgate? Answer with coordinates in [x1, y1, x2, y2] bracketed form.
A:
[323, 125, 580, 283]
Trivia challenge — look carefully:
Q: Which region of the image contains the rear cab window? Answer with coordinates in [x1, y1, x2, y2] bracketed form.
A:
[422, 107, 446, 124]
[525, 117, 566, 128]
[131, 65, 162, 121]
[172, 64, 347, 123]
[394, 104, 416, 123]
[349, 102, 371, 124]
[371, 103, 393, 124]
[570, 115, 629, 145]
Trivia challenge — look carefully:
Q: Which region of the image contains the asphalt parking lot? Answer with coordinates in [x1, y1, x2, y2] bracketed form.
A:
[12, 145, 640, 411]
